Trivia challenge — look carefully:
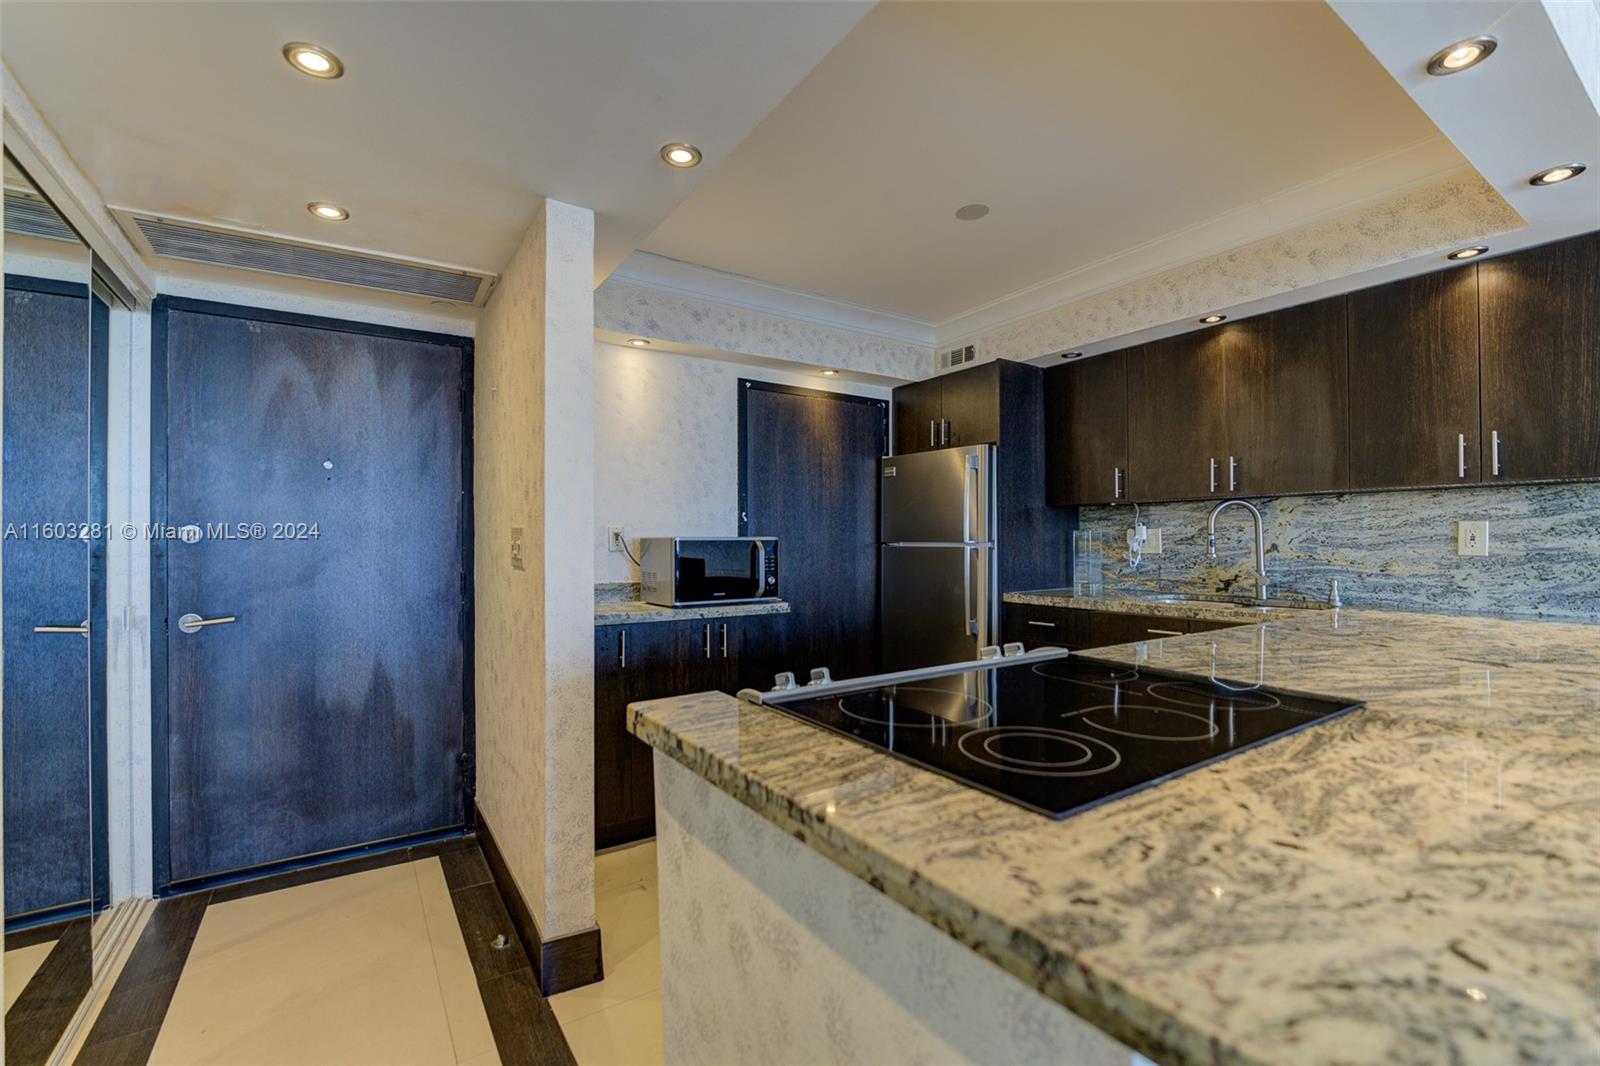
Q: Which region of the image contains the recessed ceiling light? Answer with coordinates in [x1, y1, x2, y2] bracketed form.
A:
[659, 143, 702, 168]
[283, 42, 344, 79]
[1529, 163, 1587, 186]
[1060, 351, 1084, 360]
[627, 338, 651, 347]
[820, 369, 839, 376]
[1199, 313, 1227, 325]
[306, 201, 349, 221]
[1425, 35, 1496, 76]
[1447, 245, 1488, 261]
[954, 203, 990, 221]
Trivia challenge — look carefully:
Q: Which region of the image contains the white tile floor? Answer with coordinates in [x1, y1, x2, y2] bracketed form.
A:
[550, 841, 664, 1066]
[150, 860, 498, 1066]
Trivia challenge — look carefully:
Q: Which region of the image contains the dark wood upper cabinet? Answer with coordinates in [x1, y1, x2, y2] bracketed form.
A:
[1347, 267, 1481, 489]
[1225, 296, 1349, 496]
[891, 375, 944, 455]
[1126, 331, 1229, 501]
[1044, 356, 1128, 505]
[893, 362, 1003, 454]
[1479, 231, 1600, 482]
[940, 362, 1003, 447]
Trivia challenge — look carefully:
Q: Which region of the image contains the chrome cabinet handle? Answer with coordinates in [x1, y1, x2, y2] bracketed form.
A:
[929, 420, 937, 448]
[1026, 620, 1057, 628]
[1208, 458, 1218, 493]
[178, 613, 237, 635]
[703, 623, 712, 658]
[1113, 466, 1123, 499]
[720, 622, 729, 657]
[619, 630, 627, 668]
[1228, 456, 1238, 492]
[1147, 628, 1185, 637]
[1458, 433, 1467, 478]
[1491, 430, 1502, 476]
[34, 620, 89, 635]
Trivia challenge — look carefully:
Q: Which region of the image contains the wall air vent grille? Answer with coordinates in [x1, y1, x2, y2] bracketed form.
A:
[943, 344, 976, 370]
[4, 191, 79, 243]
[128, 215, 493, 304]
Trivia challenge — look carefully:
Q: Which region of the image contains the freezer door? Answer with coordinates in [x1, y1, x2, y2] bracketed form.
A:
[880, 544, 993, 671]
[880, 445, 993, 544]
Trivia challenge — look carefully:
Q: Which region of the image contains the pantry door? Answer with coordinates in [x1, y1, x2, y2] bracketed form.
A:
[155, 299, 472, 889]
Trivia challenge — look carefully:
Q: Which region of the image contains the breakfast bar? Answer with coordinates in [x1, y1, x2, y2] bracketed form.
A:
[629, 608, 1600, 1065]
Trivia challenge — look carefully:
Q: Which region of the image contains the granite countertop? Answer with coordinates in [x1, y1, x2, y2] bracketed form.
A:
[1004, 588, 1324, 625]
[593, 599, 791, 625]
[628, 608, 1600, 1065]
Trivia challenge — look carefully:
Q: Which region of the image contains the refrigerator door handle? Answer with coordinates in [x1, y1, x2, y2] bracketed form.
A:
[963, 546, 976, 636]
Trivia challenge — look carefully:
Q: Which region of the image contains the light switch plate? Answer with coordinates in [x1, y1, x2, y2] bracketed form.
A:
[511, 526, 525, 570]
[1456, 520, 1488, 557]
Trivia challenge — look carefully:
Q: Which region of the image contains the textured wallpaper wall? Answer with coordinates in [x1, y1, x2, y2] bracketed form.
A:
[595, 276, 931, 380]
[474, 200, 597, 940]
[963, 171, 1523, 362]
[592, 342, 891, 584]
[1076, 482, 1600, 622]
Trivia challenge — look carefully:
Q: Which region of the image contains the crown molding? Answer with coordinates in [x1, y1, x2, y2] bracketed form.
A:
[610, 251, 936, 348]
[937, 136, 1467, 346]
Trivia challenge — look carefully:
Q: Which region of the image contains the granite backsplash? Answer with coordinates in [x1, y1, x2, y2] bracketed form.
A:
[1073, 482, 1599, 622]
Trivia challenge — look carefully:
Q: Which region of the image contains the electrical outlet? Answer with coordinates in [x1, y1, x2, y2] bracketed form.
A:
[1145, 528, 1163, 554]
[510, 526, 525, 571]
[1457, 520, 1489, 557]
[607, 525, 625, 553]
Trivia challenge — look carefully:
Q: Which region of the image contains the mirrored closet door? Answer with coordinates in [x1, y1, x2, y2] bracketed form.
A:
[3, 149, 107, 1064]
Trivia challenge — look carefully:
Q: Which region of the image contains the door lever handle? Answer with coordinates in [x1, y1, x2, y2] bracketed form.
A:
[34, 620, 89, 635]
[178, 612, 238, 635]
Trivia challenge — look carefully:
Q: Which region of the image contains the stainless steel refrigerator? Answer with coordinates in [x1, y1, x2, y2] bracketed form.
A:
[880, 444, 997, 671]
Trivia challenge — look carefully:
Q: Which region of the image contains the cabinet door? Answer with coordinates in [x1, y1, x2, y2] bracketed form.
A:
[1225, 297, 1350, 496]
[1479, 232, 1600, 481]
[1347, 267, 1481, 488]
[940, 362, 1002, 447]
[1044, 357, 1128, 505]
[715, 614, 790, 694]
[1126, 332, 1229, 501]
[892, 377, 944, 455]
[593, 626, 633, 847]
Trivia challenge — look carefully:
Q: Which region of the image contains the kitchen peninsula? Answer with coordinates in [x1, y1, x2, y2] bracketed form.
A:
[629, 608, 1600, 1065]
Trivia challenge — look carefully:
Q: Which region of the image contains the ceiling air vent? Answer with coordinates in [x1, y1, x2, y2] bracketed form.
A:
[4, 190, 79, 243]
[117, 211, 496, 306]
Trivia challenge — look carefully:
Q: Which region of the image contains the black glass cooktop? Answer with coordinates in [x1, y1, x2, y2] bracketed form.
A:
[761, 657, 1363, 819]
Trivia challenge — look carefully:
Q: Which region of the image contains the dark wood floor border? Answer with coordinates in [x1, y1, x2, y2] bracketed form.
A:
[443, 842, 577, 1066]
[204, 833, 473, 905]
[4, 918, 91, 1066]
[475, 806, 604, 995]
[5, 912, 83, 952]
[73, 894, 208, 1065]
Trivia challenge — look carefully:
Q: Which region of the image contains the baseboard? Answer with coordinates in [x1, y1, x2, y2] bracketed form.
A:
[475, 805, 605, 996]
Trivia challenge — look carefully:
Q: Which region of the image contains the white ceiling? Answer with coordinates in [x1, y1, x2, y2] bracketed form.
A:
[641, 1, 1467, 323]
[1, 1, 871, 284]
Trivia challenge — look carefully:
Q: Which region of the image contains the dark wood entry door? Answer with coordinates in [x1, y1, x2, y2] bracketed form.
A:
[2, 276, 105, 921]
[155, 300, 471, 888]
[740, 381, 887, 682]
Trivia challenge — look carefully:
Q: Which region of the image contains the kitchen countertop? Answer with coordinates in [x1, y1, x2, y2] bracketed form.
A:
[594, 599, 791, 625]
[628, 606, 1600, 1065]
[1004, 588, 1323, 625]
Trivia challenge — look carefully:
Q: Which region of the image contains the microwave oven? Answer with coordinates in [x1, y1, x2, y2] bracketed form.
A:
[638, 537, 778, 607]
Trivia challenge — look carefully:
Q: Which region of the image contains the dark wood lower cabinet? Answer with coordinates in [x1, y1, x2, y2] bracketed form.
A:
[594, 614, 788, 848]
[1001, 603, 1241, 650]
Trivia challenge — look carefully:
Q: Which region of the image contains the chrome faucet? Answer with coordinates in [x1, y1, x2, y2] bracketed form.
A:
[1206, 499, 1269, 600]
